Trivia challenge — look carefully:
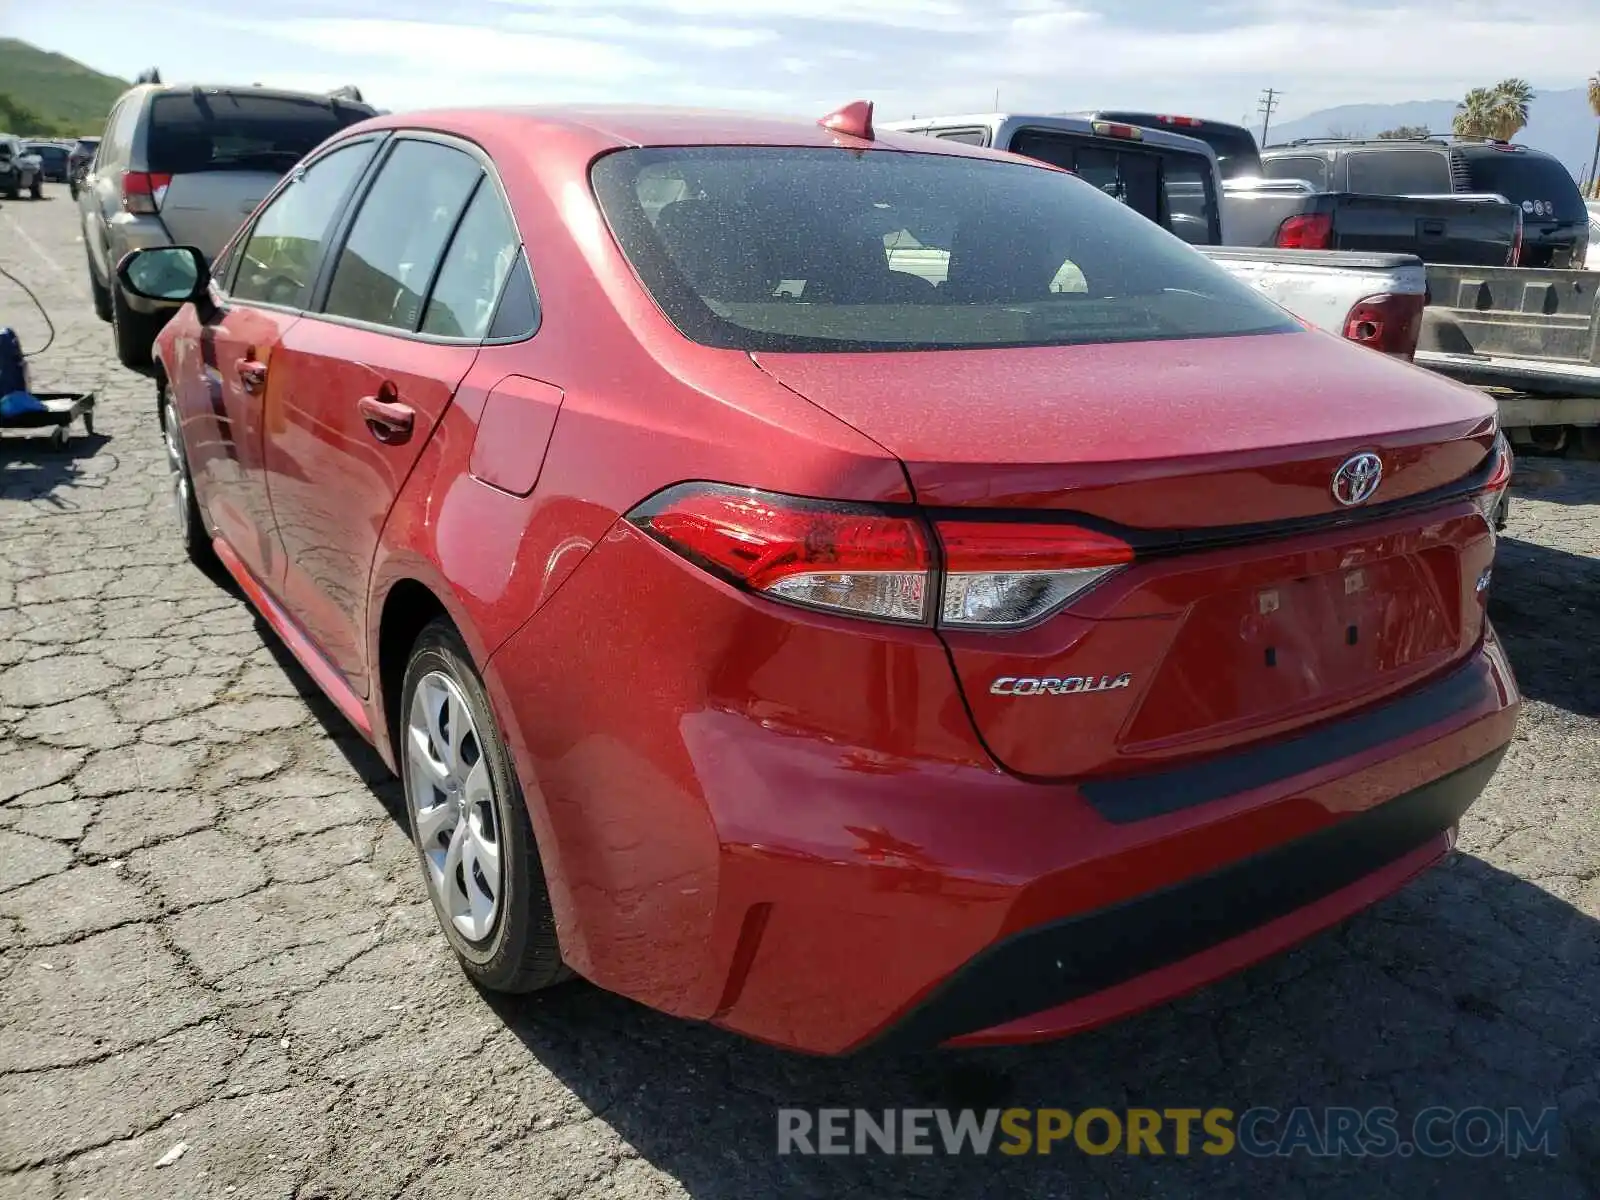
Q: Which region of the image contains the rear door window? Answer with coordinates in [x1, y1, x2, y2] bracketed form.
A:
[1010, 131, 1164, 221]
[1161, 155, 1220, 245]
[1344, 149, 1452, 195]
[145, 92, 372, 176]
[322, 139, 483, 332]
[419, 184, 524, 339]
[1462, 152, 1586, 222]
[230, 140, 378, 308]
[932, 129, 988, 146]
[1261, 155, 1330, 189]
[102, 98, 139, 170]
[1009, 130, 1217, 241]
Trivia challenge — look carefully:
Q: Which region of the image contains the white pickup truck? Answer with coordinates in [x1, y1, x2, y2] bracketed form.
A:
[885, 113, 1428, 358]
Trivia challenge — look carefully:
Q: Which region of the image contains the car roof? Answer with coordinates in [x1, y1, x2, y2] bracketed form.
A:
[344, 104, 1005, 154]
[122, 82, 374, 109]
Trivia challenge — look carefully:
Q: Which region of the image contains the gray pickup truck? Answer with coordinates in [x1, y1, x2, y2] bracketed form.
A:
[1418, 263, 1600, 454]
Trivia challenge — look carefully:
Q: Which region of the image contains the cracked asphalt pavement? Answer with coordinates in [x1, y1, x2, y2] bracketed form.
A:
[3, 192, 1599, 1200]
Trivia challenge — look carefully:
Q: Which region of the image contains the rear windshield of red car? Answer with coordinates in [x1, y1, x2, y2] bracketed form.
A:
[590, 147, 1297, 353]
[147, 92, 373, 175]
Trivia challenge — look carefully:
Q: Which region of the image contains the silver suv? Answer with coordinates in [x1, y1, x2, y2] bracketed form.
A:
[79, 81, 374, 367]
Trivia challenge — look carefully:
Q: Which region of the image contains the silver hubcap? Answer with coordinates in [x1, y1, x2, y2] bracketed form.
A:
[406, 672, 502, 941]
[162, 403, 191, 541]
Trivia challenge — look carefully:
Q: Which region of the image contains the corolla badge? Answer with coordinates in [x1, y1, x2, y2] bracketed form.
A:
[991, 674, 1133, 696]
[1331, 452, 1383, 507]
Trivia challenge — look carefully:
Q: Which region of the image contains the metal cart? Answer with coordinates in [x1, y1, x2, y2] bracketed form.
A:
[0, 391, 96, 448]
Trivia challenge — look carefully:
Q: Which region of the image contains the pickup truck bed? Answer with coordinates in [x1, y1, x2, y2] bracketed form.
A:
[1203, 247, 1425, 338]
[1224, 184, 1518, 267]
[1417, 263, 1600, 440]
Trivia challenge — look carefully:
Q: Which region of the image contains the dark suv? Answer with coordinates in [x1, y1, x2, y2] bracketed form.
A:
[1260, 137, 1588, 268]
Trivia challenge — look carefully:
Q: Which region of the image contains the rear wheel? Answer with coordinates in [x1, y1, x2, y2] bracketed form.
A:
[111, 285, 163, 370]
[29, 177, 41, 200]
[400, 619, 567, 993]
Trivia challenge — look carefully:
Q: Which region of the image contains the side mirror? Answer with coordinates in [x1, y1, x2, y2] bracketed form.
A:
[117, 246, 209, 304]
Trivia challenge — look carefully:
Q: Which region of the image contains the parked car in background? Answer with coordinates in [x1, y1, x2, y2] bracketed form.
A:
[1222, 175, 1521, 266]
[1260, 137, 1588, 268]
[24, 140, 71, 183]
[78, 81, 374, 367]
[122, 102, 1518, 1056]
[893, 112, 1433, 359]
[0, 134, 43, 199]
[67, 135, 100, 198]
[884, 113, 1228, 244]
[1087, 111, 1264, 179]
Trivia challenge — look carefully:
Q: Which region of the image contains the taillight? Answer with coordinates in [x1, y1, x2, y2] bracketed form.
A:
[1275, 213, 1333, 249]
[1342, 292, 1425, 359]
[121, 170, 172, 215]
[629, 484, 931, 623]
[936, 521, 1133, 629]
[1156, 115, 1204, 128]
[1471, 434, 1513, 532]
[629, 484, 1135, 629]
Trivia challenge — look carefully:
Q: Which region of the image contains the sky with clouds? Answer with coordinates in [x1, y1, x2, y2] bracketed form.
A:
[8, 0, 1600, 127]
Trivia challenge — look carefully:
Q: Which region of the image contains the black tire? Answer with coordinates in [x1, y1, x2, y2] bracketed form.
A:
[111, 284, 164, 370]
[29, 178, 42, 200]
[400, 619, 568, 993]
[2, 184, 16, 201]
[160, 386, 216, 568]
[87, 248, 113, 322]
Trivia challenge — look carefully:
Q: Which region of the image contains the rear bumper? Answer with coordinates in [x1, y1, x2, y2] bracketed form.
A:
[707, 637, 1516, 1055]
[491, 528, 1520, 1055]
[880, 748, 1500, 1050]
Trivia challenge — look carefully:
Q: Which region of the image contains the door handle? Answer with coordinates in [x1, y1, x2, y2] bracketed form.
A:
[236, 357, 267, 394]
[358, 391, 415, 444]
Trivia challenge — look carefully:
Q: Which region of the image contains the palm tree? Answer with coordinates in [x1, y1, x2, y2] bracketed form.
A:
[1490, 78, 1534, 141]
[1454, 88, 1497, 139]
[1588, 72, 1600, 198]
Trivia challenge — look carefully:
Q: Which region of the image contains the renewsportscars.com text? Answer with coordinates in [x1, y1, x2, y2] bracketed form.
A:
[777, 1106, 1559, 1158]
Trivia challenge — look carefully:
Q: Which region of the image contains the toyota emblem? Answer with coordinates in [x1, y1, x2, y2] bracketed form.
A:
[1331, 453, 1384, 507]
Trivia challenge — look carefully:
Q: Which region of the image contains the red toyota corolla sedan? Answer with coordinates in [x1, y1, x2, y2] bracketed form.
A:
[119, 102, 1519, 1056]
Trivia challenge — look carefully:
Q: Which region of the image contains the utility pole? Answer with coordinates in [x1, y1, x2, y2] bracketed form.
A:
[1257, 87, 1281, 146]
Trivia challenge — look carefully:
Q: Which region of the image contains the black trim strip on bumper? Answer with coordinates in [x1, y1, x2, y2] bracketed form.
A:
[1080, 659, 1493, 824]
[865, 749, 1504, 1053]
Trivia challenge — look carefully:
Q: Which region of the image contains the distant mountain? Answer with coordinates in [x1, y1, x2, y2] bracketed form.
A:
[1269, 87, 1600, 184]
[0, 38, 127, 136]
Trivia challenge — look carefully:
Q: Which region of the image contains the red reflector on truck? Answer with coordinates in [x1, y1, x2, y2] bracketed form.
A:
[1342, 293, 1425, 360]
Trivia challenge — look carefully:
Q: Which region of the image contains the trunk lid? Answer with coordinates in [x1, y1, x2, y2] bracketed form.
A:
[753, 329, 1500, 780]
[159, 171, 280, 260]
